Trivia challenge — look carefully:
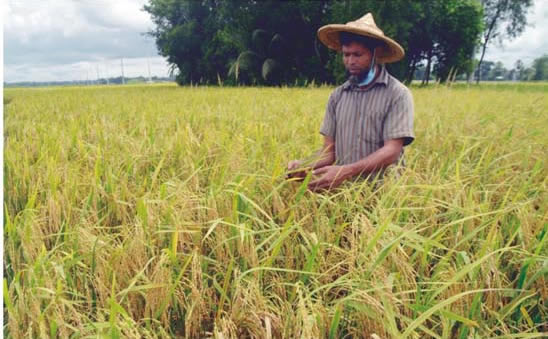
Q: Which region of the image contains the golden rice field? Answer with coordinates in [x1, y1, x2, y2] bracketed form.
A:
[3, 83, 547, 338]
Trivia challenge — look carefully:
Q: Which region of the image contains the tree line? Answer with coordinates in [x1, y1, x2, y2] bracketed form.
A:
[474, 56, 548, 81]
[144, 0, 535, 86]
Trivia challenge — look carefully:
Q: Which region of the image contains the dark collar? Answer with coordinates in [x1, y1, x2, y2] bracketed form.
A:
[342, 65, 389, 91]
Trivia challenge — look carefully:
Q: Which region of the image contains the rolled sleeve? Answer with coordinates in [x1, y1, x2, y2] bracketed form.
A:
[383, 87, 415, 146]
[319, 91, 337, 138]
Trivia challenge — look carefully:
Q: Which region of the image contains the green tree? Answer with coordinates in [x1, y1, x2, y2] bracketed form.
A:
[531, 55, 548, 80]
[144, 0, 247, 85]
[228, 29, 290, 85]
[515, 59, 525, 80]
[144, 0, 333, 85]
[144, 0, 485, 86]
[404, 1, 440, 84]
[476, 60, 495, 80]
[489, 61, 508, 80]
[476, 0, 533, 83]
[433, 0, 483, 83]
[226, 0, 332, 85]
[523, 66, 536, 80]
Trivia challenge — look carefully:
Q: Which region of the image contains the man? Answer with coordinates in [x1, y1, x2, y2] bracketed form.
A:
[287, 13, 414, 192]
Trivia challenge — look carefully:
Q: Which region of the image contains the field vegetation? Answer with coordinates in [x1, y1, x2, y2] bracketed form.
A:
[3, 83, 547, 338]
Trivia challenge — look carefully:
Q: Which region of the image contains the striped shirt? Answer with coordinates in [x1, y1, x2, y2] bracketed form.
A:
[320, 65, 414, 177]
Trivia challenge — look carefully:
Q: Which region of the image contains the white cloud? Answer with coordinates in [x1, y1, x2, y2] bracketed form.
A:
[4, 0, 169, 82]
[482, 0, 548, 68]
[7, 1, 88, 42]
[82, 0, 153, 31]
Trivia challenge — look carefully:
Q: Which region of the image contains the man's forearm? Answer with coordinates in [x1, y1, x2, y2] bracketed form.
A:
[302, 137, 336, 170]
[303, 148, 335, 170]
[310, 149, 335, 169]
[287, 136, 335, 180]
[342, 140, 402, 178]
[306, 139, 404, 191]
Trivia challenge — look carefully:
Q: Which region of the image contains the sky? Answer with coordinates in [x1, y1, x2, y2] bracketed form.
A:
[481, 0, 548, 69]
[3, 0, 548, 83]
[4, 0, 171, 83]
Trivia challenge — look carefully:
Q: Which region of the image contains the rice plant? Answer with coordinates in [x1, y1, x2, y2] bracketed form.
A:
[4, 82, 547, 338]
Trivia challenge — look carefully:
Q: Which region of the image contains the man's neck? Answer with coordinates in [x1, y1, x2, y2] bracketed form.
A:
[348, 65, 380, 90]
[360, 65, 381, 89]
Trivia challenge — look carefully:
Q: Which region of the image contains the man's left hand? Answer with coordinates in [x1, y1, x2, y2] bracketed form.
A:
[308, 165, 351, 192]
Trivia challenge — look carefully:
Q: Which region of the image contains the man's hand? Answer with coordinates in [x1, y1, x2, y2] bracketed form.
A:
[286, 160, 310, 181]
[308, 165, 350, 192]
[286, 136, 335, 182]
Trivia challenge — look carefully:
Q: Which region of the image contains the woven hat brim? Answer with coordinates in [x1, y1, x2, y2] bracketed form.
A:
[317, 24, 405, 63]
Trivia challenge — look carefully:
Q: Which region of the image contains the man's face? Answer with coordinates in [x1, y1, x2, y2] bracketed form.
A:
[342, 42, 373, 76]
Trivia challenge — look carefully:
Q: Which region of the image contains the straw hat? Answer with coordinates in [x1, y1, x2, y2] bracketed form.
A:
[317, 13, 404, 63]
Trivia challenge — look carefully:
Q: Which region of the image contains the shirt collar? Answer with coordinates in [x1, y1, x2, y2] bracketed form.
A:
[342, 65, 389, 91]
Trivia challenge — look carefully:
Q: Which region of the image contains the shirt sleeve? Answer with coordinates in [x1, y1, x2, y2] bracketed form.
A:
[319, 90, 337, 138]
[383, 87, 415, 146]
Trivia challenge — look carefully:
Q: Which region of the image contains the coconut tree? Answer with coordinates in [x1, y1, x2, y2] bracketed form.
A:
[229, 29, 288, 85]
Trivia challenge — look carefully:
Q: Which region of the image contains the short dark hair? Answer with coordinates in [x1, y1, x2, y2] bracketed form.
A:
[339, 32, 382, 49]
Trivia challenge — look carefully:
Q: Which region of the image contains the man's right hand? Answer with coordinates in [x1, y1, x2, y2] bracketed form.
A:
[286, 160, 309, 181]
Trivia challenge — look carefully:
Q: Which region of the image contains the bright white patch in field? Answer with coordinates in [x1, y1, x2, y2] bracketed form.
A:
[4, 0, 170, 82]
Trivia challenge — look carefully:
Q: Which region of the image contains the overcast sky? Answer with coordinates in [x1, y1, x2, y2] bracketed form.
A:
[3, 0, 548, 83]
[4, 0, 169, 83]
[482, 0, 548, 69]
